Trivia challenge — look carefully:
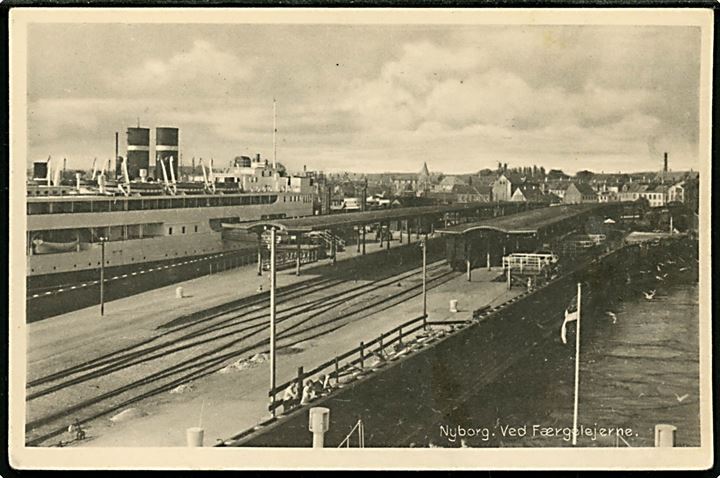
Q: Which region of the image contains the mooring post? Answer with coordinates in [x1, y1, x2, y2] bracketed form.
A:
[186, 427, 204, 447]
[359, 341, 365, 368]
[309, 407, 330, 448]
[655, 424, 677, 447]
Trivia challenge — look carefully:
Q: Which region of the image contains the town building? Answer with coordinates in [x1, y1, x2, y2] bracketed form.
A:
[563, 182, 598, 204]
[492, 172, 523, 202]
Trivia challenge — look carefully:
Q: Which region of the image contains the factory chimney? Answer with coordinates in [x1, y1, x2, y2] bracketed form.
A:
[663, 152, 668, 172]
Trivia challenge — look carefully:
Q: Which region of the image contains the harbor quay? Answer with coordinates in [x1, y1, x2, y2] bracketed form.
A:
[25, 227, 522, 447]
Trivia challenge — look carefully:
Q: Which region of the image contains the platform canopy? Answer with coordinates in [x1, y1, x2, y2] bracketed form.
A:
[436, 203, 609, 236]
[226, 202, 500, 234]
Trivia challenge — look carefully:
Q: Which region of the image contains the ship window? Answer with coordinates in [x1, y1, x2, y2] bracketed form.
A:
[27, 202, 50, 215]
[171, 198, 184, 209]
[169, 227, 173, 235]
[54, 202, 73, 213]
[194, 225, 198, 233]
[182, 226, 186, 234]
[74, 201, 91, 213]
[128, 199, 142, 211]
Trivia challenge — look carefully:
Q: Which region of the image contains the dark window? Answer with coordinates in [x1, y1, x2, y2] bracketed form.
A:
[169, 227, 173, 235]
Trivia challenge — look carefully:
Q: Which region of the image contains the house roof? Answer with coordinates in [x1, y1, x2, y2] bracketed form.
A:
[439, 176, 467, 187]
[497, 172, 524, 185]
[623, 183, 649, 193]
[516, 186, 548, 202]
[570, 182, 597, 196]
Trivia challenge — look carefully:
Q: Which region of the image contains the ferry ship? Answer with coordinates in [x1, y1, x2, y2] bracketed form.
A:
[26, 127, 315, 292]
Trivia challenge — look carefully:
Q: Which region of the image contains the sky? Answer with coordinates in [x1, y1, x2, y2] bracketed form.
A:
[26, 23, 702, 174]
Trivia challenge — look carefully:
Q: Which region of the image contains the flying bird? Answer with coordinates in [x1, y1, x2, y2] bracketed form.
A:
[655, 275, 665, 281]
[643, 290, 657, 300]
[679, 267, 689, 272]
[674, 393, 689, 403]
[606, 311, 618, 324]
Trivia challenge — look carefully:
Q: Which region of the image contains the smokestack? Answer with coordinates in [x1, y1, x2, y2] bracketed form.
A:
[663, 152, 668, 172]
[503, 163, 508, 173]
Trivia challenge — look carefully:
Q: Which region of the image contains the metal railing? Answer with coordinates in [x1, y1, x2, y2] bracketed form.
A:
[267, 314, 429, 414]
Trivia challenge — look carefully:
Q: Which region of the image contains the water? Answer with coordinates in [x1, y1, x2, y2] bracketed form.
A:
[426, 281, 700, 448]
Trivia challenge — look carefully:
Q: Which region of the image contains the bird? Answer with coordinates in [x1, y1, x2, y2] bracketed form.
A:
[679, 267, 689, 272]
[655, 275, 665, 281]
[606, 311, 618, 324]
[643, 290, 657, 300]
[674, 393, 689, 403]
[656, 264, 663, 271]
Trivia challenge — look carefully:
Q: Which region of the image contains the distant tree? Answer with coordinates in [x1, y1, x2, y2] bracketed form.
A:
[478, 168, 494, 176]
[575, 170, 595, 183]
[539, 166, 546, 178]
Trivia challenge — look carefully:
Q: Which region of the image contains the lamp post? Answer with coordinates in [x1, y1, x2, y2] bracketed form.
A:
[99, 236, 107, 316]
[269, 227, 277, 416]
[421, 235, 427, 317]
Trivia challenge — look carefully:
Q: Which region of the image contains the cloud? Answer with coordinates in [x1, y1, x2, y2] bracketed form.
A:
[25, 25, 702, 174]
[108, 40, 253, 97]
[337, 29, 699, 172]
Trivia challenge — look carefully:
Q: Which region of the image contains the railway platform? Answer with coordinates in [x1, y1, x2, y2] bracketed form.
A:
[27, 231, 432, 381]
[77, 268, 522, 447]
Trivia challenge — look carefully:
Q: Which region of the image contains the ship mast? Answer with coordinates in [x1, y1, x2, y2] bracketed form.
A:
[273, 98, 277, 170]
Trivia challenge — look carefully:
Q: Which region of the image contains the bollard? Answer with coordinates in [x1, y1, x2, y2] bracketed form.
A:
[450, 299, 458, 313]
[175, 286, 184, 299]
[654, 424, 677, 447]
[309, 407, 330, 448]
[186, 427, 204, 447]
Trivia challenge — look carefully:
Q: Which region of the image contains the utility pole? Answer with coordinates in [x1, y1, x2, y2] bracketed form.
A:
[269, 227, 277, 416]
[422, 235, 427, 317]
[99, 237, 107, 316]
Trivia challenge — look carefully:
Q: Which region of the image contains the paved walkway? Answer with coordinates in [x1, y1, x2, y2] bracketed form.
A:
[78, 269, 520, 447]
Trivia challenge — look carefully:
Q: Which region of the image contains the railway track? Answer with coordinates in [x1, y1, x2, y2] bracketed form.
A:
[26, 260, 457, 446]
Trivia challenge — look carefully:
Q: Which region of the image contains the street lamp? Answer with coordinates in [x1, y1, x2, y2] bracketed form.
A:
[98, 236, 107, 316]
[269, 227, 277, 417]
[421, 235, 427, 318]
